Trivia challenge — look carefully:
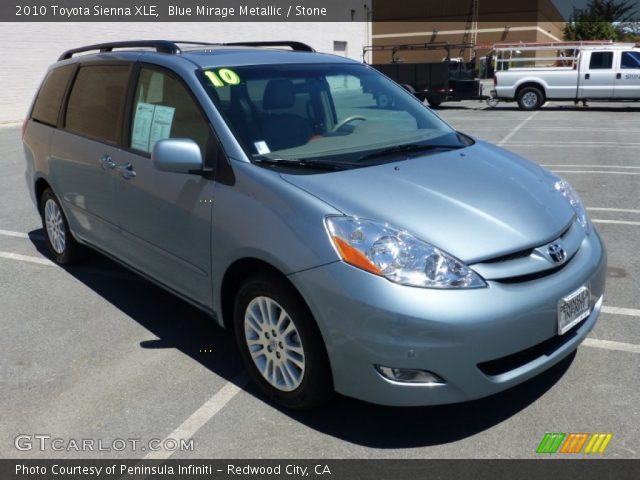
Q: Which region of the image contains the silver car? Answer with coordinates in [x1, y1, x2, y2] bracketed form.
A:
[23, 40, 606, 409]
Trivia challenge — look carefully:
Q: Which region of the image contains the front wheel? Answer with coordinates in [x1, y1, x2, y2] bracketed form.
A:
[517, 86, 544, 110]
[234, 273, 333, 410]
[39, 188, 83, 265]
[427, 97, 442, 108]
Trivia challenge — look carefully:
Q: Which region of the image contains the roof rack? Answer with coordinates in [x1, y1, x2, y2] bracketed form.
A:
[221, 41, 314, 52]
[58, 40, 314, 60]
[58, 40, 180, 60]
[492, 41, 636, 51]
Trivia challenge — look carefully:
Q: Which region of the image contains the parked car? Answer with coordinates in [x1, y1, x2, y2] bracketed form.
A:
[23, 40, 606, 409]
[493, 41, 640, 110]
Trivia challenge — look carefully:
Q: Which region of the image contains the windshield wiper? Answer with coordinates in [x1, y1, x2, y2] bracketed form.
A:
[357, 143, 464, 162]
[254, 157, 358, 171]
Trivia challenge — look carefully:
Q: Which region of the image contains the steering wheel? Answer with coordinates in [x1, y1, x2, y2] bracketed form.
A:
[332, 115, 367, 132]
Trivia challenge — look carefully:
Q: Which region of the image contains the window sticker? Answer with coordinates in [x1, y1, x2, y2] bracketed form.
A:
[131, 102, 155, 152]
[149, 105, 175, 151]
[131, 102, 175, 153]
[254, 141, 270, 154]
[205, 68, 241, 88]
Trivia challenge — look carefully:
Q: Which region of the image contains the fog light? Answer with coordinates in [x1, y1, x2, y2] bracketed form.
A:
[375, 365, 445, 384]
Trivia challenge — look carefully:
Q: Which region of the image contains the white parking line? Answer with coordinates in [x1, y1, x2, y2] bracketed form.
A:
[497, 110, 540, 146]
[588, 208, 640, 214]
[508, 141, 640, 146]
[0, 229, 31, 239]
[510, 144, 640, 148]
[551, 170, 640, 175]
[592, 219, 640, 227]
[542, 165, 640, 169]
[143, 372, 249, 460]
[602, 306, 640, 317]
[0, 251, 54, 266]
[583, 338, 640, 354]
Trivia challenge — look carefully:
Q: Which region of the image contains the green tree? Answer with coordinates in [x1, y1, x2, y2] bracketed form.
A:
[564, 0, 639, 41]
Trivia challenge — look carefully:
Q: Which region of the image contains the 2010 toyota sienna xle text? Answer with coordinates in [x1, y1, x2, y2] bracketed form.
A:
[22, 40, 606, 409]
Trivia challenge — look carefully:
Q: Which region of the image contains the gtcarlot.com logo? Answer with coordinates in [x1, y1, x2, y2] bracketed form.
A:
[15, 434, 194, 453]
[536, 432, 613, 454]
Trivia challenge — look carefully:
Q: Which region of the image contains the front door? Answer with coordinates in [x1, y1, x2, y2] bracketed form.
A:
[614, 50, 640, 99]
[579, 50, 616, 98]
[114, 65, 215, 308]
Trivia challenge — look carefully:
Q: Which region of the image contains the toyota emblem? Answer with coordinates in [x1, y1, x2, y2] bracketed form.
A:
[548, 243, 567, 264]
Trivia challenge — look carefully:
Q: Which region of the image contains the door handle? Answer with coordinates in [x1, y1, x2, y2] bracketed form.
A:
[585, 73, 590, 80]
[99, 155, 116, 170]
[616, 73, 622, 79]
[117, 162, 136, 179]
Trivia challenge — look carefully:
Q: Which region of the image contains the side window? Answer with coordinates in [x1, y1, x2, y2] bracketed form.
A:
[65, 65, 129, 143]
[31, 65, 75, 127]
[621, 51, 640, 69]
[130, 68, 210, 156]
[589, 52, 613, 70]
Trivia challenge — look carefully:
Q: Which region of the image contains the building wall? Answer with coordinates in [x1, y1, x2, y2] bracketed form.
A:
[0, 20, 370, 123]
[369, 0, 565, 64]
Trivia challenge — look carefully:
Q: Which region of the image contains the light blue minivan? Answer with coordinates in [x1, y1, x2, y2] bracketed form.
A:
[23, 40, 606, 409]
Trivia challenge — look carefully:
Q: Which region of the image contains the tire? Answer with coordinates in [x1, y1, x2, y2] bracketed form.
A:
[517, 86, 544, 110]
[234, 273, 333, 410]
[427, 97, 442, 108]
[376, 93, 393, 109]
[39, 188, 83, 265]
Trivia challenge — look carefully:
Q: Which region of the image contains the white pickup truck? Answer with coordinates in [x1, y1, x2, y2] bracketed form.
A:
[492, 42, 640, 110]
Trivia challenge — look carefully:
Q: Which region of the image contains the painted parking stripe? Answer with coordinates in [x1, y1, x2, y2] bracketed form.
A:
[583, 338, 640, 354]
[497, 110, 541, 146]
[588, 207, 640, 214]
[143, 372, 249, 460]
[601, 306, 640, 317]
[592, 219, 640, 227]
[542, 165, 640, 169]
[551, 170, 640, 175]
[0, 251, 54, 266]
[0, 229, 30, 239]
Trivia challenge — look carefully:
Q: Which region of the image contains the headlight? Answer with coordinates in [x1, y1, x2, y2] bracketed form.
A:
[552, 175, 591, 234]
[325, 216, 486, 289]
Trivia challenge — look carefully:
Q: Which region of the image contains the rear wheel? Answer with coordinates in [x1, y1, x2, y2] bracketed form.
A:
[517, 86, 544, 110]
[234, 273, 333, 410]
[39, 188, 83, 265]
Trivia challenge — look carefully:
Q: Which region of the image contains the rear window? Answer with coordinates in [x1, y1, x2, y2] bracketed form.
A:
[65, 65, 130, 144]
[31, 65, 75, 127]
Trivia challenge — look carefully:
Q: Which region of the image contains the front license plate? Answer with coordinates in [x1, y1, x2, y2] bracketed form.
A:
[557, 286, 591, 335]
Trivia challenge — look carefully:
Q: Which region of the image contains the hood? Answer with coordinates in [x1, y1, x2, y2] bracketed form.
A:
[281, 140, 575, 263]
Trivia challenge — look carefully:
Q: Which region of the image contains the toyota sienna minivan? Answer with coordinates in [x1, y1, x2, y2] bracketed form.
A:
[22, 40, 606, 409]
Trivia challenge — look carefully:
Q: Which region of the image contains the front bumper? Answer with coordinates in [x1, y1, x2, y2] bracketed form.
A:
[289, 230, 606, 406]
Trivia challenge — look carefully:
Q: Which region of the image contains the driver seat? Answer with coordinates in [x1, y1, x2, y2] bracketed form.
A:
[259, 79, 312, 151]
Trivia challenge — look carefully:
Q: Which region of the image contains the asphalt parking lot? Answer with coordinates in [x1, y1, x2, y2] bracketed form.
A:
[1, 99, 639, 460]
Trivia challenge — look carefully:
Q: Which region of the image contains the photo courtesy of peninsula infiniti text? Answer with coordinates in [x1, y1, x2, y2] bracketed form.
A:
[22, 40, 607, 409]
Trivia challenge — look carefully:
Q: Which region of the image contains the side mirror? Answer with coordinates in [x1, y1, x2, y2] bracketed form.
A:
[152, 138, 203, 174]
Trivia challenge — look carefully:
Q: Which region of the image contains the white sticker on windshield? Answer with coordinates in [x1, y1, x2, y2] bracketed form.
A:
[254, 141, 270, 154]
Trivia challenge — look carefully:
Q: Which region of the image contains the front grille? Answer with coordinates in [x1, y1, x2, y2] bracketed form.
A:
[477, 327, 579, 377]
[482, 248, 533, 264]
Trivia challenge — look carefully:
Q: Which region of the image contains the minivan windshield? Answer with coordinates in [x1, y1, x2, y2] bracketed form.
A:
[200, 63, 468, 168]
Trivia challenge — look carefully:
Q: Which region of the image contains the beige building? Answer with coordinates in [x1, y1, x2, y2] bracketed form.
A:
[370, 0, 565, 64]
